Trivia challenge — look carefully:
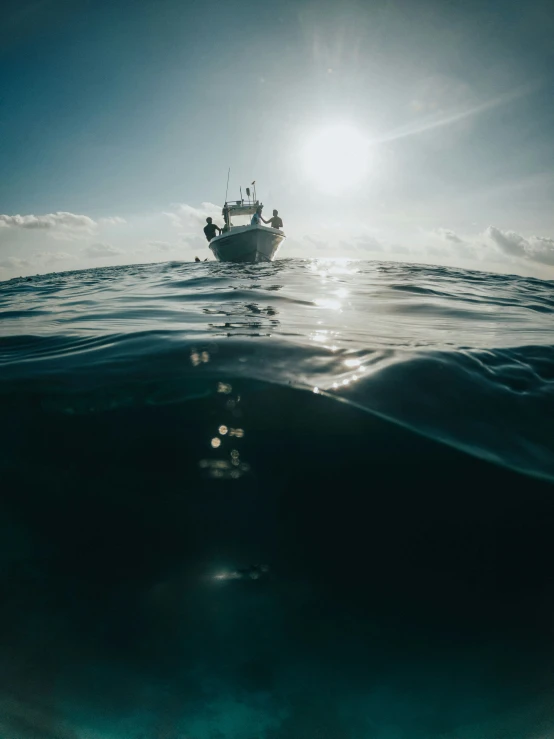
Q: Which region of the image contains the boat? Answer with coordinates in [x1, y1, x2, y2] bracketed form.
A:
[208, 187, 285, 263]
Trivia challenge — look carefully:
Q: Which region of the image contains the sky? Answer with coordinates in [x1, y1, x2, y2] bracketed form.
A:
[1, 0, 554, 280]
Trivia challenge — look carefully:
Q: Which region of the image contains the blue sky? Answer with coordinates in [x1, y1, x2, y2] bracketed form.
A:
[1, 0, 554, 279]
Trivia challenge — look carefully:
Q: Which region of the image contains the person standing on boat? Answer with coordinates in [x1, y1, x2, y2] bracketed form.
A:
[251, 206, 264, 226]
[262, 209, 283, 229]
[204, 217, 221, 242]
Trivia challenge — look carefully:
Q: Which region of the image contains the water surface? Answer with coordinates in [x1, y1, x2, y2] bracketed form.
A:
[1, 258, 553, 738]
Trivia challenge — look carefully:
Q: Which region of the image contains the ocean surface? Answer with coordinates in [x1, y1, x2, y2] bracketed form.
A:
[1, 257, 554, 738]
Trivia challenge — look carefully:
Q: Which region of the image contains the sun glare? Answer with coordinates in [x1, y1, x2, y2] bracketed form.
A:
[300, 124, 370, 194]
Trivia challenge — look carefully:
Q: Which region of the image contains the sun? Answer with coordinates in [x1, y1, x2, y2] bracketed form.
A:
[300, 124, 370, 194]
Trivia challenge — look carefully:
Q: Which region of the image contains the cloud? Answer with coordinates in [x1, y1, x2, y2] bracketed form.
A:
[34, 251, 75, 262]
[147, 240, 174, 252]
[164, 202, 221, 250]
[303, 235, 326, 248]
[174, 202, 220, 223]
[162, 211, 183, 229]
[528, 236, 554, 266]
[434, 228, 464, 243]
[424, 228, 483, 262]
[419, 225, 554, 274]
[0, 257, 32, 269]
[0, 212, 96, 231]
[292, 230, 387, 259]
[99, 216, 127, 225]
[352, 235, 384, 252]
[165, 202, 221, 230]
[83, 242, 123, 258]
[485, 226, 554, 266]
[485, 226, 526, 257]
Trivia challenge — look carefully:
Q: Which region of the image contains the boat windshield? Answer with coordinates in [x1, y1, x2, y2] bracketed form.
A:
[223, 201, 263, 229]
[229, 214, 252, 227]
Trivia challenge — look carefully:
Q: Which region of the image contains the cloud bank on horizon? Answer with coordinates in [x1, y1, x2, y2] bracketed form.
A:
[1, 204, 553, 281]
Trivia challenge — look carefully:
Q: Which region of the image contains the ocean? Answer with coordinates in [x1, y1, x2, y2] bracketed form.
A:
[1, 257, 554, 738]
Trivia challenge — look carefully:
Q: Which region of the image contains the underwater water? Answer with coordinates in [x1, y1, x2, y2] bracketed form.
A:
[1, 258, 554, 738]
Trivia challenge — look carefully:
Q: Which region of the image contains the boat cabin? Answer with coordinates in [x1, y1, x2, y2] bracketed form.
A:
[222, 201, 264, 230]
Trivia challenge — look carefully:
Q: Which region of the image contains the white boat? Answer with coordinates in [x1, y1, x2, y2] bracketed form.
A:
[209, 199, 285, 263]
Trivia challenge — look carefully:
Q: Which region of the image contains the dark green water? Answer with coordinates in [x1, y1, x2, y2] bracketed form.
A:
[1, 259, 554, 738]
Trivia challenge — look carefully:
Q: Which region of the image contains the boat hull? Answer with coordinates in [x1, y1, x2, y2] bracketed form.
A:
[209, 225, 284, 263]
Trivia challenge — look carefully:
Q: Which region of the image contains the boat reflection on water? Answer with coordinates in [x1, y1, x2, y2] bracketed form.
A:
[203, 262, 284, 338]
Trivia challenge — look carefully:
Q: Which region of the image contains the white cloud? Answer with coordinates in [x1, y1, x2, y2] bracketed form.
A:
[162, 211, 183, 229]
[163, 202, 222, 251]
[2, 199, 553, 281]
[147, 240, 174, 252]
[99, 216, 127, 225]
[352, 235, 384, 252]
[287, 229, 388, 260]
[433, 228, 464, 243]
[34, 251, 75, 262]
[165, 202, 221, 231]
[525, 236, 554, 266]
[0, 212, 96, 231]
[414, 225, 554, 276]
[0, 257, 32, 269]
[485, 226, 554, 266]
[485, 226, 527, 257]
[83, 242, 123, 258]
[423, 227, 482, 262]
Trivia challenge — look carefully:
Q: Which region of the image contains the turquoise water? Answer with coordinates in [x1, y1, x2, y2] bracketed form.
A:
[1, 258, 554, 738]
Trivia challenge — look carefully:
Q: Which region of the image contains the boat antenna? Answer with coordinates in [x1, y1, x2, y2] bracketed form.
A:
[252, 180, 257, 203]
[224, 167, 230, 204]
[240, 186, 243, 202]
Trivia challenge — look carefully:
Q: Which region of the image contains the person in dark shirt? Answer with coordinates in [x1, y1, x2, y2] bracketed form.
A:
[263, 209, 283, 229]
[203, 217, 221, 241]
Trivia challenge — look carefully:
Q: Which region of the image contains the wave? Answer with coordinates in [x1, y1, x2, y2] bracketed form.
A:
[1, 259, 554, 480]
